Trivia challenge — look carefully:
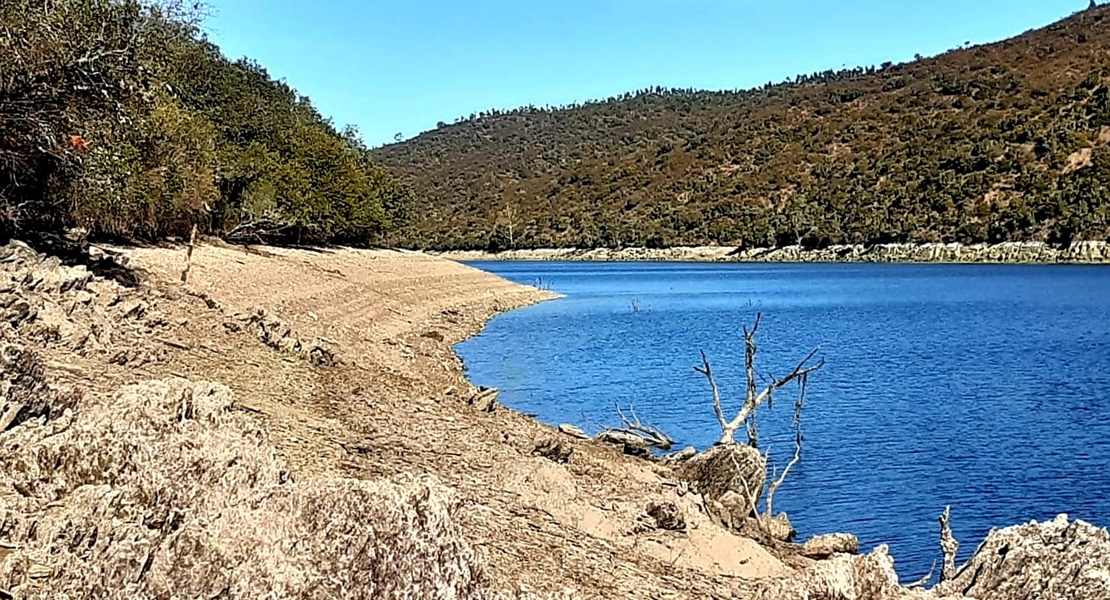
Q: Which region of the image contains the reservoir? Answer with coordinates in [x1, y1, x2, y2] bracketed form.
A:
[457, 261, 1110, 578]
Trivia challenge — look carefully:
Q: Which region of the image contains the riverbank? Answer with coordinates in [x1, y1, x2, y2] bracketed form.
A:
[438, 241, 1110, 263]
[3, 240, 1103, 599]
[0, 241, 808, 599]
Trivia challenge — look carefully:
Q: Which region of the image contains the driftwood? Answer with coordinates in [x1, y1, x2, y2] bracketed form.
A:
[596, 403, 675, 455]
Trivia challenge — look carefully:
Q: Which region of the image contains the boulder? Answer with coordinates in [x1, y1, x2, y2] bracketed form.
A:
[595, 429, 649, 456]
[802, 533, 860, 558]
[646, 502, 685, 532]
[739, 512, 796, 543]
[467, 387, 499, 412]
[675, 443, 766, 519]
[532, 439, 573, 464]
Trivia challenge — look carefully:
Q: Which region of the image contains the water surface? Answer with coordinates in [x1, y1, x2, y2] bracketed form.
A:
[457, 261, 1110, 578]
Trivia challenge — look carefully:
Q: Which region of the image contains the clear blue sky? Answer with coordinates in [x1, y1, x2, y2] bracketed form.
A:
[204, 0, 1087, 147]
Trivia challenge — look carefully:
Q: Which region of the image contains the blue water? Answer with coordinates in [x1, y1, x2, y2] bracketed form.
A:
[456, 262, 1110, 578]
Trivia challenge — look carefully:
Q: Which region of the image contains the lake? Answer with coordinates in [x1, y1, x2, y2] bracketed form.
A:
[456, 261, 1110, 579]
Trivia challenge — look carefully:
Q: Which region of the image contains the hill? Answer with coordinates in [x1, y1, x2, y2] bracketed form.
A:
[376, 5, 1110, 251]
[1, 0, 411, 245]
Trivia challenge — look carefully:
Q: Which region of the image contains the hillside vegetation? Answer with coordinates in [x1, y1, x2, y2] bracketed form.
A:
[377, 5, 1110, 251]
[0, 0, 411, 245]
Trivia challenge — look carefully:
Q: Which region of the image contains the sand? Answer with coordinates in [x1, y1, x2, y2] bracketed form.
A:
[120, 242, 790, 598]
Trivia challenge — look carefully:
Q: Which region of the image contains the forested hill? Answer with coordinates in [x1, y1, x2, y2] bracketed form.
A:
[2, 0, 411, 246]
[376, 5, 1110, 251]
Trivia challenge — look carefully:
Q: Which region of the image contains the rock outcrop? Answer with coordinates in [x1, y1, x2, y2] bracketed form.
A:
[935, 514, 1110, 600]
[439, 241, 1110, 264]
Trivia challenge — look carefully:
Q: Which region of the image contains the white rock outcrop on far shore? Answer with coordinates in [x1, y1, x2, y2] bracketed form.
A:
[438, 241, 1110, 264]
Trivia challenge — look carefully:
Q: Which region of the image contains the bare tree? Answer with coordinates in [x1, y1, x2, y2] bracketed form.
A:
[689, 313, 823, 540]
[694, 313, 824, 446]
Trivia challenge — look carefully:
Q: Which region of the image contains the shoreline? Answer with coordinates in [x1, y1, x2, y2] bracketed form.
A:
[435, 241, 1110, 264]
[6, 241, 1102, 598]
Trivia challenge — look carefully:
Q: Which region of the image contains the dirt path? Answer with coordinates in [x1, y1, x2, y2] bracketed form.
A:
[122, 242, 793, 598]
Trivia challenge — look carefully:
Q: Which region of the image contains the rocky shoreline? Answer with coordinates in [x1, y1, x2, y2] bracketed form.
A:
[438, 241, 1110, 264]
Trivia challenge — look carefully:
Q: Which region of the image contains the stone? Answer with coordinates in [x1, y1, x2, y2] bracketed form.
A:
[646, 502, 685, 532]
[935, 514, 1110, 600]
[532, 439, 573, 464]
[675, 443, 766, 518]
[801, 533, 860, 558]
[557, 423, 590, 440]
[662, 446, 697, 462]
[467, 388, 499, 412]
[595, 430, 649, 456]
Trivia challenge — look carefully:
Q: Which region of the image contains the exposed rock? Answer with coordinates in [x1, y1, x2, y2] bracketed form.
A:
[662, 446, 697, 462]
[468, 387, 499, 412]
[802, 533, 861, 558]
[532, 439, 573, 463]
[438, 241, 1110, 265]
[755, 545, 947, 600]
[0, 343, 75, 432]
[740, 513, 796, 543]
[675, 443, 766, 522]
[646, 502, 685, 532]
[249, 308, 340, 366]
[935, 514, 1110, 600]
[557, 423, 590, 440]
[595, 429, 649, 456]
[0, 378, 488, 600]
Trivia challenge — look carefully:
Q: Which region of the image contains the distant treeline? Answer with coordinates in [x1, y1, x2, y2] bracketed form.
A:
[0, 0, 411, 245]
[377, 5, 1110, 251]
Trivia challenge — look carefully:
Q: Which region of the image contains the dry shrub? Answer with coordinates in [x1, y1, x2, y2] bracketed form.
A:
[0, 376, 487, 599]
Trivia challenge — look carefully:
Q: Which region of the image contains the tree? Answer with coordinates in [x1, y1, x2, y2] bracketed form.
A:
[691, 314, 824, 539]
[694, 314, 824, 446]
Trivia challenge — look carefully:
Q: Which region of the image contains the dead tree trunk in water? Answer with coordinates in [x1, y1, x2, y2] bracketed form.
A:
[694, 313, 824, 446]
[687, 313, 823, 540]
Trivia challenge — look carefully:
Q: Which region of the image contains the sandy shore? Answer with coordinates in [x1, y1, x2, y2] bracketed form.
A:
[2, 239, 1099, 599]
[119, 243, 798, 597]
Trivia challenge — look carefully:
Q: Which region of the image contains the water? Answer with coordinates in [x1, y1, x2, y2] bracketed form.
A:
[456, 261, 1110, 578]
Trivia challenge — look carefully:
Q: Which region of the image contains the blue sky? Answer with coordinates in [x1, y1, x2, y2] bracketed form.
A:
[204, 0, 1087, 147]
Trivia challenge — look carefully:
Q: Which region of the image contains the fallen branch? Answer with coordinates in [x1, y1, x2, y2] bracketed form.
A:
[612, 403, 675, 451]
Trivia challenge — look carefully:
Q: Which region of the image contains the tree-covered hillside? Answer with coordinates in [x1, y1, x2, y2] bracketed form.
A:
[0, 0, 411, 245]
[376, 5, 1110, 251]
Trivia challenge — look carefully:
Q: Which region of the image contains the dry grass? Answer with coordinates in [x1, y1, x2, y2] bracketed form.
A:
[0, 373, 490, 599]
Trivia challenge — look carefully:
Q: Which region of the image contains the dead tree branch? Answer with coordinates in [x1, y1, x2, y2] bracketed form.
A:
[694, 313, 824, 446]
[605, 404, 675, 451]
[763, 372, 808, 521]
